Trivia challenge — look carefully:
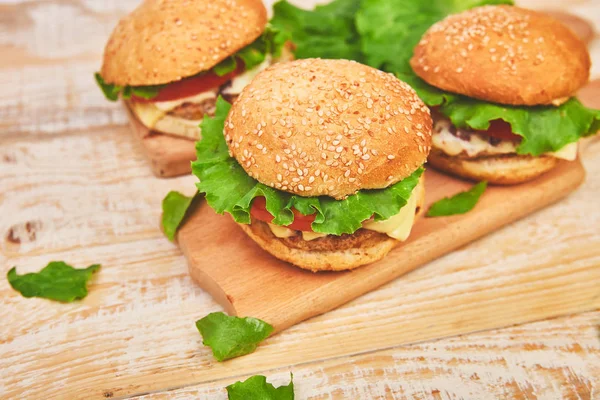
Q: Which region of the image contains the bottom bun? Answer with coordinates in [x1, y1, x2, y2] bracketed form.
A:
[428, 150, 560, 185]
[237, 181, 425, 272]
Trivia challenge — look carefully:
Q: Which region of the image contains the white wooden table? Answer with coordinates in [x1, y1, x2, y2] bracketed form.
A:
[1, 1, 599, 399]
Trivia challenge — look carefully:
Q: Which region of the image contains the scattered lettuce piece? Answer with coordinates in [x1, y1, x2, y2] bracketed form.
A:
[196, 312, 274, 362]
[427, 181, 487, 217]
[271, 0, 363, 61]
[191, 97, 423, 236]
[7, 262, 100, 302]
[227, 374, 294, 400]
[161, 191, 197, 241]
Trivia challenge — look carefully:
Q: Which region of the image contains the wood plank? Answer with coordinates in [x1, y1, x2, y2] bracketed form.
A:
[179, 160, 589, 332]
[136, 311, 600, 400]
[0, 126, 196, 259]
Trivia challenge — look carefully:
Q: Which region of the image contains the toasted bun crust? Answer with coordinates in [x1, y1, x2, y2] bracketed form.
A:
[225, 59, 432, 199]
[428, 149, 560, 184]
[101, 0, 267, 86]
[411, 5, 590, 106]
[237, 186, 425, 271]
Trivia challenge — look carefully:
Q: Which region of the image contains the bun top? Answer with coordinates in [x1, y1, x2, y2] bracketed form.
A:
[225, 59, 432, 200]
[100, 0, 267, 86]
[411, 5, 590, 106]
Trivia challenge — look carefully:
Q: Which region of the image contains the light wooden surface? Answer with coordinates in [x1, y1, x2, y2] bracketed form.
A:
[181, 162, 596, 333]
[1, 1, 599, 399]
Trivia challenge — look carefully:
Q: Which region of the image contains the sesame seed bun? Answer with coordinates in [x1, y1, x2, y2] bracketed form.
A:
[237, 180, 425, 271]
[225, 59, 432, 200]
[411, 5, 590, 106]
[427, 149, 560, 185]
[100, 0, 267, 86]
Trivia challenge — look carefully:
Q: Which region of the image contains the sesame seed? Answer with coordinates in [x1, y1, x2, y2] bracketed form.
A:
[387, 155, 395, 160]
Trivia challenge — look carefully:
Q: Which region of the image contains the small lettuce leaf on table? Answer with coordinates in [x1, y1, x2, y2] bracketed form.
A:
[270, 0, 363, 61]
[7, 261, 100, 302]
[427, 181, 487, 217]
[161, 191, 199, 241]
[227, 374, 294, 400]
[196, 312, 274, 362]
[191, 97, 423, 236]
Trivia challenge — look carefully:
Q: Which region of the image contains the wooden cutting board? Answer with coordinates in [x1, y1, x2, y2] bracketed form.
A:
[176, 160, 596, 335]
[126, 10, 595, 178]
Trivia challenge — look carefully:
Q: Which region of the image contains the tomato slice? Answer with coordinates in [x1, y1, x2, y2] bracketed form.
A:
[477, 120, 521, 142]
[133, 62, 245, 103]
[250, 197, 316, 232]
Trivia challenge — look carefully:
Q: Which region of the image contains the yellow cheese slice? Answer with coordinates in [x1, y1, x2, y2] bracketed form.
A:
[130, 101, 165, 129]
[362, 181, 418, 241]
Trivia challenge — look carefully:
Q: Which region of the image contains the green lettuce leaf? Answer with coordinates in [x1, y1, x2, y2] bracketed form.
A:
[271, 0, 363, 61]
[356, 0, 513, 74]
[191, 97, 423, 236]
[427, 181, 487, 217]
[213, 57, 239, 77]
[227, 374, 294, 400]
[7, 262, 100, 302]
[94, 72, 164, 102]
[161, 191, 197, 241]
[439, 97, 600, 156]
[196, 312, 274, 362]
[213, 25, 290, 77]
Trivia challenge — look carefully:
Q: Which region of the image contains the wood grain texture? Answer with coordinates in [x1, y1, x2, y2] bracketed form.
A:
[0, 0, 599, 399]
[180, 161, 592, 333]
[137, 311, 600, 400]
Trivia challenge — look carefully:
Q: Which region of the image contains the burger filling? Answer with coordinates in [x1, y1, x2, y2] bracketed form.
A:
[129, 57, 274, 139]
[432, 117, 578, 161]
[254, 178, 423, 242]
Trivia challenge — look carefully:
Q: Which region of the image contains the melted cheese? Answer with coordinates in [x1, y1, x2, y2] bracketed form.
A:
[433, 119, 578, 161]
[362, 183, 419, 241]
[222, 56, 272, 96]
[266, 180, 422, 242]
[130, 101, 165, 128]
[153, 89, 218, 112]
[267, 224, 327, 241]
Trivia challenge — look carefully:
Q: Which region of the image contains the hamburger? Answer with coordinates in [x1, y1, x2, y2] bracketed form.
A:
[95, 0, 291, 140]
[192, 59, 432, 271]
[410, 5, 598, 184]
